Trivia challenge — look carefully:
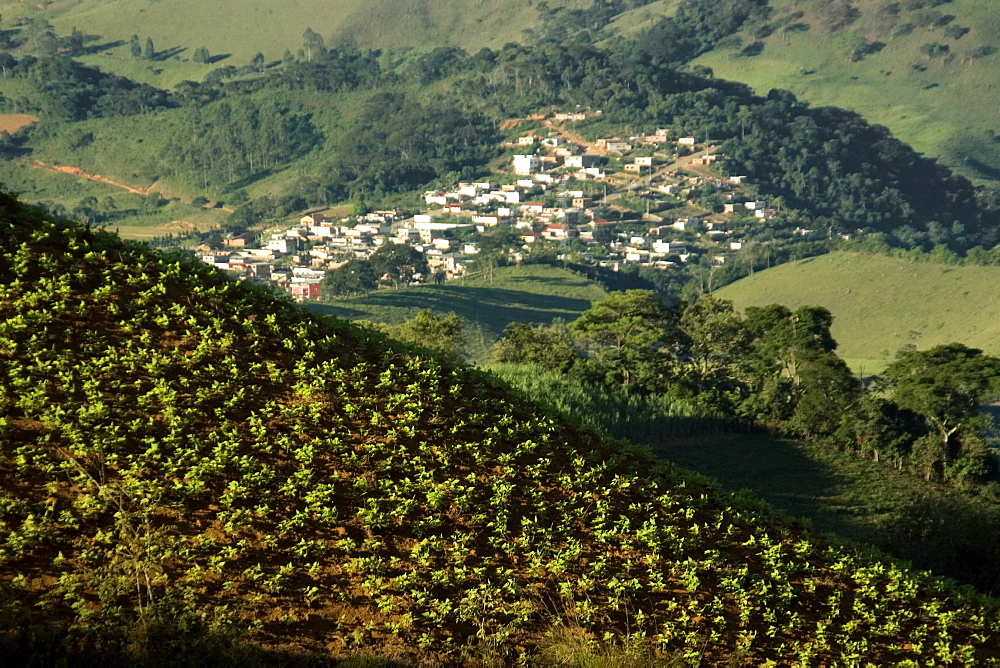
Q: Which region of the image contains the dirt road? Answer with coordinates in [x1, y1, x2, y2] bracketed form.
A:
[32, 161, 156, 196]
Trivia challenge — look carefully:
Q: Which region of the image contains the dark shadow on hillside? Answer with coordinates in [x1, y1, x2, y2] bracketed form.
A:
[82, 39, 125, 55]
[965, 157, 1000, 181]
[651, 435, 867, 538]
[0, 621, 413, 667]
[207, 53, 232, 64]
[152, 46, 186, 61]
[368, 286, 593, 333]
[307, 303, 371, 320]
[226, 167, 277, 191]
[499, 274, 590, 287]
[311, 285, 595, 338]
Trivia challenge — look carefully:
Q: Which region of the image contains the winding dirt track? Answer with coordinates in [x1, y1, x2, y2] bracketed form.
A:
[32, 160, 156, 196]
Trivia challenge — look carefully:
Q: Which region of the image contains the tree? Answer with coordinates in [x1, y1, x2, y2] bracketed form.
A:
[392, 310, 465, 361]
[144, 37, 155, 61]
[492, 322, 579, 372]
[369, 243, 429, 288]
[130, 34, 142, 59]
[302, 28, 326, 62]
[321, 259, 377, 298]
[740, 304, 843, 425]
[569, 290, 676, 390]
[193, 46, 210, 64]
[745, 304, 838, 386]
[786, 351, 860, 439]
[675, 297, 751, 407]
[883, 343, 1000, 480]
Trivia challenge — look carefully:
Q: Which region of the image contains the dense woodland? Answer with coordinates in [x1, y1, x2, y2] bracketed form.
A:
[490, 292, 1000, 489]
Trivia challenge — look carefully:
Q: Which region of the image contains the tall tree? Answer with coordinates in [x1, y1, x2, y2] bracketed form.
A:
[883, 343, 1000, 480]
[302, 28, 326, 63]
[369, 243, 429, 288]
[675, 296, 751, 409]
[570, 290, 676, 390]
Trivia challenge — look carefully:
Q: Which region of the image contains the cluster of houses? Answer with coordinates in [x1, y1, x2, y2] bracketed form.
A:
[196, 117, 801, 300]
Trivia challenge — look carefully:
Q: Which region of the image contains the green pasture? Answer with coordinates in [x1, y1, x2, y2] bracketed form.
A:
[308, 264, 608, 362]
[715, 252, 1000, 368]
[30, 0, 586, 74]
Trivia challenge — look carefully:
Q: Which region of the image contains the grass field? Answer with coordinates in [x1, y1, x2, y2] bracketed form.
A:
[308, 264, 607, 362]
[601, 0, 680, 39]
[21, 0, 588, 81]
[693, 0, 1000, 187]
[714, 252, 1000, 369]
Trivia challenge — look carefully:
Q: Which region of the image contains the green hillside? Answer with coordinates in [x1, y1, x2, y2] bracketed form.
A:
[30, 0, 585, 83]
[491, 363, 1000, 596]
[714, 252, 1000, 368]
[309, 264, 608, 362]
[3, 194, 1000, 663]
[693, 0, 1000, 186]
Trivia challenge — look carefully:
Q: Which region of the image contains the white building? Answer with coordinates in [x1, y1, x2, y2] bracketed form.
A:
[513, 154, 543, 175]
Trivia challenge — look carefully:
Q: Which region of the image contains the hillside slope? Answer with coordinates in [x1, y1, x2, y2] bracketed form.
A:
[714, 252, 1000, 366]
[38, 0, 584, 67]
[310, 264, 608, 362]
[2, 196, 1000, 663]
[693, 0, 1000, 186]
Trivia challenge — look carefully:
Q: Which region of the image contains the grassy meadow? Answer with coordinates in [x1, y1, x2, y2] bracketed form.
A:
[23, 0, 587, 81]
[714, 252, 1000, 368]
[309, 264, 608, 362]
[693, 0, 1000, 186]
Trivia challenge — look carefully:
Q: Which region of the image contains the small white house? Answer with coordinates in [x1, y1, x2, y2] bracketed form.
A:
[513, 154, 543, 175]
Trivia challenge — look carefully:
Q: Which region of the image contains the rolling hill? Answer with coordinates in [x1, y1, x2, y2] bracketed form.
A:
[692, 0, 1000, 187]
[2, 194, 1000, 663]
[713, 251, 1000, 369]
[26, 0, 589, 87]
[309, 264, 608, 362]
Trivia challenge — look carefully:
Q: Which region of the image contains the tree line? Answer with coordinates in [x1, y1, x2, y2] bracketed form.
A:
[489, 291, 1000, 486]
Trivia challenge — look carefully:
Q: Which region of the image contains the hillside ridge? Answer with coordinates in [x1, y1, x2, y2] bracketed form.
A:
[2, 195, 1000, 663]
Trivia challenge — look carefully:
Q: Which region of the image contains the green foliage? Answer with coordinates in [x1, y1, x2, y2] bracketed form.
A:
[161, 96, 319, 190]
[2, 191, 1000, 664]
[369, 242, 430, 287]
[2, 54, 175, 120]
[626, 0, 771, 66]
[317, 91, 500, 199]
[491, 322, 579, 372]
[487, 363, 730, 444]
[570, 290, 676, 389]
[884, 343, 1000, 481]
[389, 310, 466, 361]
[322, 259, 378, 299]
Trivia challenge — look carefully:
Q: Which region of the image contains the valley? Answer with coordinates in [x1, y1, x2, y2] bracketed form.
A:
[0, 0, 999, 664]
